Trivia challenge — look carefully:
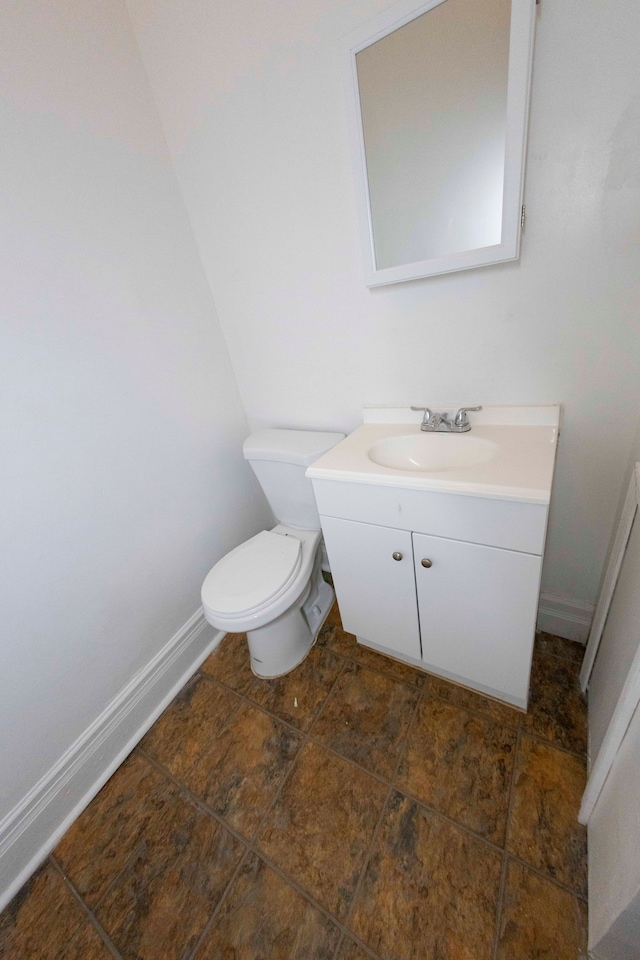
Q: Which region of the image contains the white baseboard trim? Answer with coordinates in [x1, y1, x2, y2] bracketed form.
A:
[537, 592, 594, 644]
[0, 609, 224, 914]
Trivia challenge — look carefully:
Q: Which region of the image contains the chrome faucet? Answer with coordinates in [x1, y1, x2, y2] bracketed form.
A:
[410, 405, 482, 433]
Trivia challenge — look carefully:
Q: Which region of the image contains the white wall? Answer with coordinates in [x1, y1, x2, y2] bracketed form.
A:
[0, 0, 269, 831]
[587, 421, 640, 958]
[126, 0, 640, 622]
[589, 701, 640, 958]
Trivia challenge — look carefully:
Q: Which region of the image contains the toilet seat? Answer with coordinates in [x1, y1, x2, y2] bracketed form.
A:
[202, 529, 303, 619]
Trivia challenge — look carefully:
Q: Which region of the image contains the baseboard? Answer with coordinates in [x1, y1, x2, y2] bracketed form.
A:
[537, 592, 594, 643]
[0, 609, 224, 914]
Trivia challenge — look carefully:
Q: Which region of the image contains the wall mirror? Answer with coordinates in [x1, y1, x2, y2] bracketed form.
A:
[344, 0, 536, 286]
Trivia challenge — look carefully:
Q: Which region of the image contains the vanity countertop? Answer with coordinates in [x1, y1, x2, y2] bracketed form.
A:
[306, 405, 561, 504]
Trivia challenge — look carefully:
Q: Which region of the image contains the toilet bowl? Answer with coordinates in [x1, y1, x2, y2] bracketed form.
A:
[201, 429, 344, 677]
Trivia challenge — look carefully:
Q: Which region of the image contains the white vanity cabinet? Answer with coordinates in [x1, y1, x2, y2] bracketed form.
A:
[413, 531, 542, 705]
[314, 479, 548, 709]
[319, 516, 421, 661]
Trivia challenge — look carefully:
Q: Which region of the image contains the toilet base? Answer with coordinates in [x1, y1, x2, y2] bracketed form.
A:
[247, 549, 334, 678]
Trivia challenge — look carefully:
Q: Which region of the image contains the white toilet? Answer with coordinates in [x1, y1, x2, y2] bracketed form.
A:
[201, 428, 345, 678]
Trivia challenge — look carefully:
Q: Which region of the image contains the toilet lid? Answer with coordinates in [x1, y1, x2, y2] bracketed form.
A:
[202, 530, 302, 617]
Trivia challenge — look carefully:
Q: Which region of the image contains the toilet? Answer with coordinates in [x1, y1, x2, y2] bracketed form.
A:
[201, 428, 345, 678]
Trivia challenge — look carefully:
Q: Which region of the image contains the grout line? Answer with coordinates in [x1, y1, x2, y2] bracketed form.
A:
[305, 656, 349, 738]
[517, 727, 587, 761]
[137, 747, 255, 849]
[141, 745, 381, 957]
[48, 856, 124, 960]
[142, 666, 519, 855]
[205, 628, 587, 764]
[183, 845, 253, 960]
[491, 727, 521, 960]
[249, 847, 386, 960]
[44, 628, 587, 960]
[342, 687, 424, 933]
[503, 852, 589, 904]
[141, 734, 589, 910]
[330, 932, 346, 960]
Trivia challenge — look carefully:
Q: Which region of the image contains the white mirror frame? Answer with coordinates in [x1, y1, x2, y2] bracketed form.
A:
[344, 0, 537, 286]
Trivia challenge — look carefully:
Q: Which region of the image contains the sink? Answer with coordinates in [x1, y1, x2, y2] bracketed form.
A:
[367, 433, 499, 473]
[306, 405, 561, 503]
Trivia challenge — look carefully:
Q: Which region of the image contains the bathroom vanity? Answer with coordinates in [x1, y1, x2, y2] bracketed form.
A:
[306, 406, 560, 708]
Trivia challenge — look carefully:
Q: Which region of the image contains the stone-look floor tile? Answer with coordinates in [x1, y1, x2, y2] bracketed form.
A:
[319, 622, 427, 689]
[497, 859, 588, 960]
[507, 735, 587, 896]
[200, 632, 254, 693]
[350, 791, 503, 960]
[59, 919, 116, 960]
[425, 672, 524, 728]
[0, 861, 86, 960]
[181, 700, 303, 839]
[312, 662, 419, 779]
[140, 673, 240, 781]
[247, 645, 343, 731]
[396, 697, 516, 845]
[257, 742, 387, 921]
[194, 853, 340, 960]
[95, 789, 244, 960]
[54, 752, 172, 907]
[535, 632, 585, 664]
[336, 936, 376, 960]
[522, 652, 587, 754]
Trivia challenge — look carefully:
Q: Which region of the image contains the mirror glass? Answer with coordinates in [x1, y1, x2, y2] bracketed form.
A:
[344, 0, 535, 285]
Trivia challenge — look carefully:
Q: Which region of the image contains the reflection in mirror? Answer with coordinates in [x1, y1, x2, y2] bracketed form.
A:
[357, 0, 510, 269]
[344, 0, 536, 285]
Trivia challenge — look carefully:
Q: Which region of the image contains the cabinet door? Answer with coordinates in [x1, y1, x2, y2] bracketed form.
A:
[320, 516, 421, 660]
[414, 532, 542, 706]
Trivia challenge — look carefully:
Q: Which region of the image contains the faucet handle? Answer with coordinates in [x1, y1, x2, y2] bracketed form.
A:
[411, 405, 434, 421]
[454, 405, 482, 427]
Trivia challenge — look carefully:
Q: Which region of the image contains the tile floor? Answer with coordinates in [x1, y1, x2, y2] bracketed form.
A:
[0, 606, 589, 959]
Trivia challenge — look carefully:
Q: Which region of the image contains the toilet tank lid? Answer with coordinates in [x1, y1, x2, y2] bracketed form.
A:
[243, 429, 345, 466]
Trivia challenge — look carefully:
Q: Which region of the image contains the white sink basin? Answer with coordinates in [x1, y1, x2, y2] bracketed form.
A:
[367, 433, 499, 473]
[306, 405, 561, 504]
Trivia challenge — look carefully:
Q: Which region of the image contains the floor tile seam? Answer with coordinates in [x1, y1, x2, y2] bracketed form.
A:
[391, 781, 509, 855]
[245, 723, 315, 847]
[52, 833, 143, 930]
[304, 734, 397, 790]
[298, 654, 351, 738]
[377, 690, 516, 848]
[330, 932, 346, 960]
[423, 689, 524, 734]
[518, 726, 588, 762]
[111, 752, 259, 960]
[193, 670, 249, 735]
[142, 742, 374, 948]
[380, 682, 426, 781]
[48, 856, 124, 960]
[136, 747, 256, 851]
[503, 849, 589, 903]
[183, 843, 253, 960]
[491, 726, 522, 960]
[266, 725, 512, 857]
[342, 691, 425, 934]
[321, 642, 426, 692]
[200, 659, 348, 738]
[248, 844, 384, 958]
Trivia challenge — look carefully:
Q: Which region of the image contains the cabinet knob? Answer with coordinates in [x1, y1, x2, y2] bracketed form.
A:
[421, 558, 433, 568]
[392, 551, 403, 561]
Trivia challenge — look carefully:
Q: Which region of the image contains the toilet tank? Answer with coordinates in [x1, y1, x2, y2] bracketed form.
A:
[243, 429, 345, 529]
